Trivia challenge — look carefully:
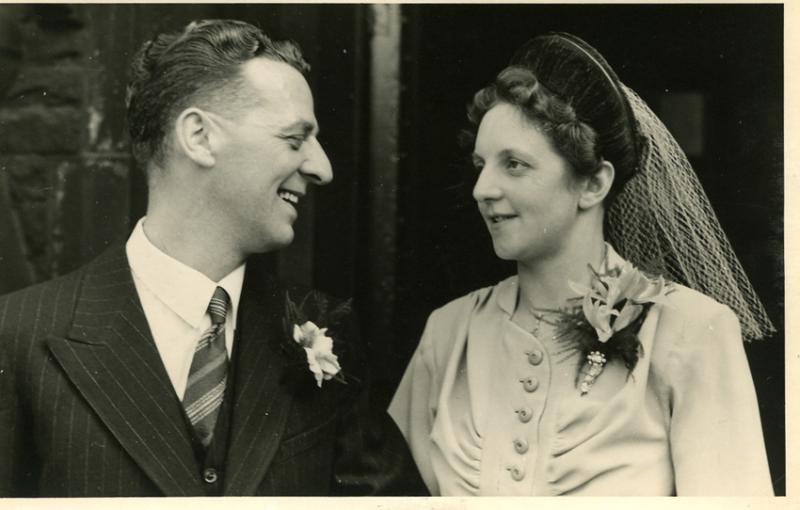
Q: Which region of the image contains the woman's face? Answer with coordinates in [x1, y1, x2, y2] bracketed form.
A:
[472, 103, 583, 264]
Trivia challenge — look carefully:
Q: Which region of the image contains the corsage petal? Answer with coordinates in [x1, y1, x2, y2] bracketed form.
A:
[569, 280, 594, 297]
[293, 324, 304, 344]
[614, 301, 644, 332]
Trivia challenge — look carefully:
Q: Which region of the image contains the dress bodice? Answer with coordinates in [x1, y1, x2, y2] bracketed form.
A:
[389, 250, 772, 496]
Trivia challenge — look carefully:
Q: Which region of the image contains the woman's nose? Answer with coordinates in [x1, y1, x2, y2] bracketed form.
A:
[472, 165, 501, 202]
[300, 137, 333, 185]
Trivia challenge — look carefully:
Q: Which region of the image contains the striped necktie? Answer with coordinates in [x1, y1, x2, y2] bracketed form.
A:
[183, 286, 229, 447]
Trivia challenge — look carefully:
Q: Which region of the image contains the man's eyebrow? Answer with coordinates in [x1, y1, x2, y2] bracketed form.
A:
[281, 120, 316, 136]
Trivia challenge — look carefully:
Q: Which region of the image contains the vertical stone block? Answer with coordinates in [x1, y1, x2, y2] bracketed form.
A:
[54, 155, 131, 274]
[0, 106, 86, 154]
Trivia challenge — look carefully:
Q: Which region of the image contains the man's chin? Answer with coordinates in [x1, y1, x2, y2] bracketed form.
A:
[249, 229, 295, 255]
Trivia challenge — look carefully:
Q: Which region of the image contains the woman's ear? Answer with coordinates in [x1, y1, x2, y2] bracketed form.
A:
[174, 107, 216, 168]
[578, 160, 615, 210]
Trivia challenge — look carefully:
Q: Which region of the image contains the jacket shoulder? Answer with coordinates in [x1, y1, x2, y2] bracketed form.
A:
[0, 266, 87, 344]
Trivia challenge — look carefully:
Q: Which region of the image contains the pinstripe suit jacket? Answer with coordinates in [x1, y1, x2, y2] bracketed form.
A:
[0, 245, 422, 497]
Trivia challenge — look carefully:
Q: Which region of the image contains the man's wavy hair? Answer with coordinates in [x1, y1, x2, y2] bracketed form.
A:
[126, 19, 309, 168]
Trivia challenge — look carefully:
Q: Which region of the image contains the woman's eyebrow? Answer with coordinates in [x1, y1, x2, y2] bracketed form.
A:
[498, 148, 534, 161]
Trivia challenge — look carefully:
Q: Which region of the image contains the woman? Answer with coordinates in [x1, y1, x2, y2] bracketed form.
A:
[388, 33, 775, 496]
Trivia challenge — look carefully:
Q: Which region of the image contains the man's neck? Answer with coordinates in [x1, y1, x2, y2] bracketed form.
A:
[142, 208, 246, 283]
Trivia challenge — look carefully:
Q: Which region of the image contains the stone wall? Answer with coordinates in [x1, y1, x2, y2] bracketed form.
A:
[0, 4, 132, 293]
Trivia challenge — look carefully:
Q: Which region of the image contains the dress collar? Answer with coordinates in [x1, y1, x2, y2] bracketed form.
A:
[495, 242, 626, 317]
[126, 217, 246, 329]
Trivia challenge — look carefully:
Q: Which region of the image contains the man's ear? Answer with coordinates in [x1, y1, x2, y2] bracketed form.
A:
[174, 107, 216, 168]
[578, 160, 615, 210]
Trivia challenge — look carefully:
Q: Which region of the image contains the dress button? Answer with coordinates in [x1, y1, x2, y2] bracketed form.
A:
[526, 350, 543, 366]
[515, 407, 533, 423]
[513, 438, 529, 454]
[203, 468, 218, 484]
[520, 376, 539, 392]
[507, 465, 525, 481]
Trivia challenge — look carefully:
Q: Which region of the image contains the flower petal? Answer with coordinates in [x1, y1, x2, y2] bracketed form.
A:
[614, 301, 643, 332]
[583, 295, 614, 343]
[569, 280, 593, 297]
[300, 321, 320, 337]
[319, 357, 340, 373]
[311, 332, 334, 352]
[596, 326, 613, 343]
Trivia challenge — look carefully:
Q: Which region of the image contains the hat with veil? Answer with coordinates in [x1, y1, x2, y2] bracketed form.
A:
[510, 32, 775, 341]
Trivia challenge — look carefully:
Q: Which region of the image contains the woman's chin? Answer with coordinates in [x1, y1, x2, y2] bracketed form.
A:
[491, 243, 522, 262]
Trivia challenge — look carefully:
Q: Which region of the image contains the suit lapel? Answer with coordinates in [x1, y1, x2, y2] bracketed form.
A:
[46, 246, 204, 496]
[223, 258, 295, 495]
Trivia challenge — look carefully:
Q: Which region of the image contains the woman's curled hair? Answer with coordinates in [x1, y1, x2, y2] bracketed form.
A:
[468, 66, 602, 183]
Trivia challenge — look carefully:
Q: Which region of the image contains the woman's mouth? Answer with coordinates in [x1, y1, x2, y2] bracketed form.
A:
[488, 214, 517, 224]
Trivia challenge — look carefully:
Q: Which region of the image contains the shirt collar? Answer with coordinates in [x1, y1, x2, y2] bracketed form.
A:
[126, 217, 246, 329]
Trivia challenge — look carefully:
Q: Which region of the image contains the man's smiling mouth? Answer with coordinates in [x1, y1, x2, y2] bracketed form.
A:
[278, 189, 300, 205]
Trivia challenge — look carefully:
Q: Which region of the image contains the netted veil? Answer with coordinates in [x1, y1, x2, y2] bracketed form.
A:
[607, 86, 775, 341]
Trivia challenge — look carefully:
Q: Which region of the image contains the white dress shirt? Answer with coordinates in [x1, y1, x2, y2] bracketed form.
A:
[126, 217, 246, 400]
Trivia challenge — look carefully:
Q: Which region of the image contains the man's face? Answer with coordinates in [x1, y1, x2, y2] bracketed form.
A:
[207, 58, 332, 255]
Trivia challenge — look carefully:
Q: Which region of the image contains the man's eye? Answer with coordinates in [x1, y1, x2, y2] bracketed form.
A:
[284, 136, 305, 150]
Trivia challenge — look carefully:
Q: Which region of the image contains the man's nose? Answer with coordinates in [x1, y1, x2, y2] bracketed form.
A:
[300, 137, 333, 185]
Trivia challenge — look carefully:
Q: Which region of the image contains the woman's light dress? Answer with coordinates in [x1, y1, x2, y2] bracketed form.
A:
[389, 247, 773, 496]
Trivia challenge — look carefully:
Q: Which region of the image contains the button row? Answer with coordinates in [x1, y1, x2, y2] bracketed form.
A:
[507, 348, 544, 482]
[526, 349, 543, 366]
[203, 468, 218, 484]
[507, 465, 525, 481]
[515, 407, 532, 423]
[520, 376, 539, 393]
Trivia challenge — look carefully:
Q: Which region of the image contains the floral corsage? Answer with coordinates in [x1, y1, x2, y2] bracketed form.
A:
[553, 261, 673, 395]
[281, 290, 351, 388]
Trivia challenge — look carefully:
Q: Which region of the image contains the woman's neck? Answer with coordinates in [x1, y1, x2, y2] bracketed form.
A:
[516, 234, 606, 312]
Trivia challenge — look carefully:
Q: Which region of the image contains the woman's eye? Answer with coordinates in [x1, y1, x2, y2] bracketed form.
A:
[506, 158, 528, 172]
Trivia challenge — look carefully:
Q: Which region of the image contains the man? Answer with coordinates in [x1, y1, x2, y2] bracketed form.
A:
[0, 19, 423, 497]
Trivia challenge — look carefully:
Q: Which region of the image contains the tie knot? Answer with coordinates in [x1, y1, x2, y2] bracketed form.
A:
[207, 286, 229, 325]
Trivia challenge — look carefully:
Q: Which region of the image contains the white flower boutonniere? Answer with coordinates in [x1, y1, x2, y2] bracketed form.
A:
[293, 321, 342, 387]
[281, 290, 352, 389]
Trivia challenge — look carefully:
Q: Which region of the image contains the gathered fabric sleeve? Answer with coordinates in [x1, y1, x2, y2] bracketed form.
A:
[667, 303, 773, 496]
[389, 315, 441, 496]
